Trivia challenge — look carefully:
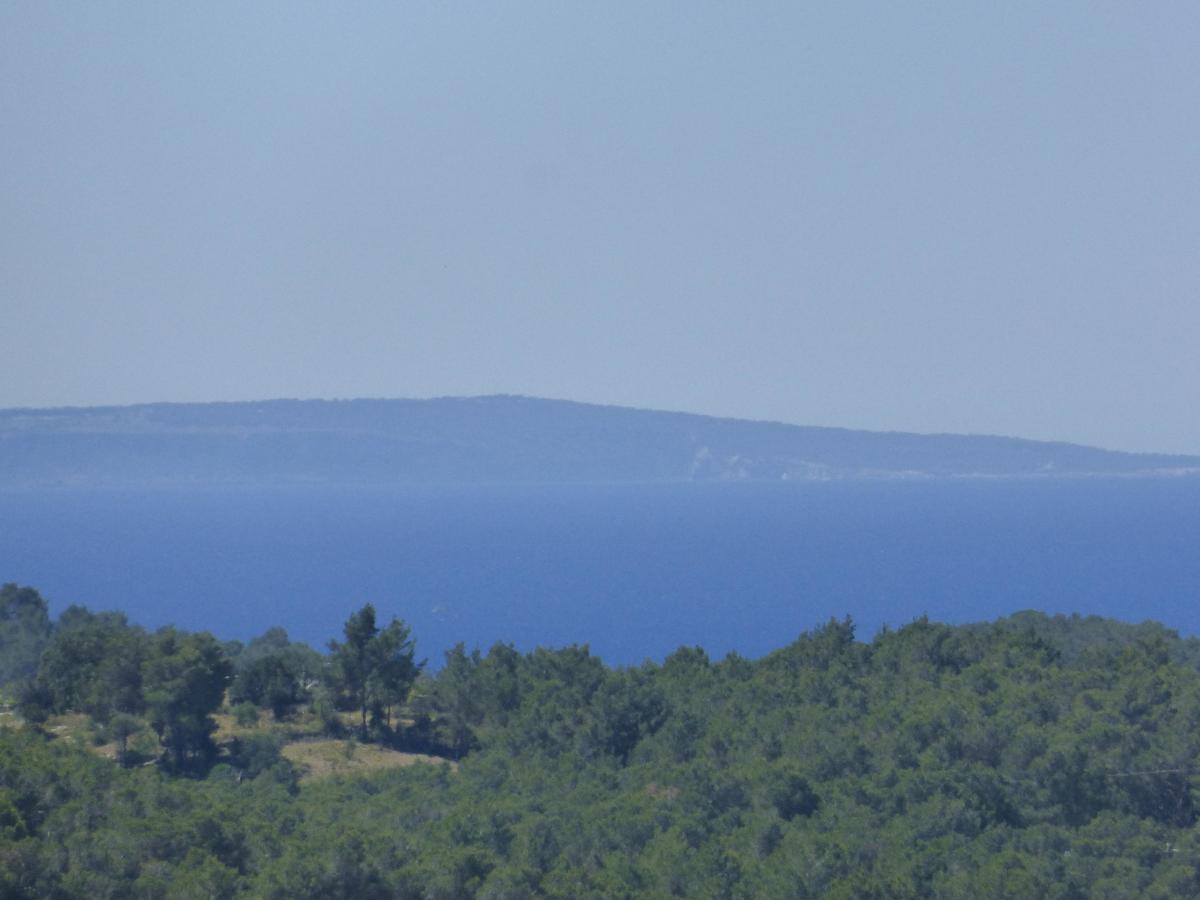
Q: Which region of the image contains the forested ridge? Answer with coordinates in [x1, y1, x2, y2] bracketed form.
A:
[5, 583, 1200, 897]
[4, 396, 1197, 486]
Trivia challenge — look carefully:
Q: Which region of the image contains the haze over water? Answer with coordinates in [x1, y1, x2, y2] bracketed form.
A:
[5, 477, 1197, 665]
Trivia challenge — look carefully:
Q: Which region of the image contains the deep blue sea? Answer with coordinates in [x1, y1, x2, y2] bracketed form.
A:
[2, 479, 1198, 666]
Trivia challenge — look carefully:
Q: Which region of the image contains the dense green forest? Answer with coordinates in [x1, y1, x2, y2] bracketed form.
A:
[5, 582, 1200, 897]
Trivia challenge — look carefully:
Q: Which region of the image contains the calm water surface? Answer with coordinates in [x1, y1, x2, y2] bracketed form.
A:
[2, 479, 1198, 665]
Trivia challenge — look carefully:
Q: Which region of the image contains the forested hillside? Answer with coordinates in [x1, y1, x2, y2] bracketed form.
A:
[3, 396, 1197, 486]
[4, 584, 1200, 897]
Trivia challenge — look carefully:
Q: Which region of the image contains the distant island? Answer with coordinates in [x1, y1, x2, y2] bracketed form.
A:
[1, 395, 1197, 487]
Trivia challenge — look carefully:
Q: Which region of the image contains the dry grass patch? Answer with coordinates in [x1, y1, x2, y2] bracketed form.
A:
[282, 739, 453, 783]
[44, 713, 92, 744]
[211, 707, 330, 743]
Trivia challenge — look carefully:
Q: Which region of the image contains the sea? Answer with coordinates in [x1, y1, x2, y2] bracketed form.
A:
[2, 477, 1198, 666]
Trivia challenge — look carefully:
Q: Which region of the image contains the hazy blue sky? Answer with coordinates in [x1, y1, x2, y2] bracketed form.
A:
[3, 3, 1197, 453]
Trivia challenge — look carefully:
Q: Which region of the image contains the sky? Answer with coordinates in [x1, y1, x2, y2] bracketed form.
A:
[2, 3, 1198, 454]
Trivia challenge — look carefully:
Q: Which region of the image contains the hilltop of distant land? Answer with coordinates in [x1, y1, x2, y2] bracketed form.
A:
[1, 395, 1196, 487]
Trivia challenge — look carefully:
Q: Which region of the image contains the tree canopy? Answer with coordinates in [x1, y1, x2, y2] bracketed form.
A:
[328, 604, 421, 737]
[7, 589, 1200, 896]
[0, 583, 51, 687]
